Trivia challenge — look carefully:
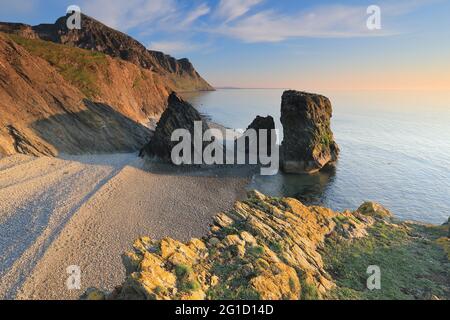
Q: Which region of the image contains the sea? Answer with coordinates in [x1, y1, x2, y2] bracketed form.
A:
[184, 89, 450, 224]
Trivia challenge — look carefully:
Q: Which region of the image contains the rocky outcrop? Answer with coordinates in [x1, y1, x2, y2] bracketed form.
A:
[247, 116, 275, 133]
[83, 191, 450, 300]
[280, 90, 339, 174]
[140, 93, 209, 162]
[80, 192, 386, 300]
[0, 14, 214, 92]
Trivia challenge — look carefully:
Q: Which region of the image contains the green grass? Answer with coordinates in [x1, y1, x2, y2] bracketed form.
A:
[323, 222, 450, 300]
[206, 256, 261, 300]
[7, 34, 107, 98]
[269, 241, 284, 254]
[248, 245, 265, 258]
[180, 279, 201, 292]
[207, 284, 260, 300]
[300, 278, 320, 300]
[174, 264, 192, 278]
[174, 264, 202, 293]
[319, 131, 333, 148]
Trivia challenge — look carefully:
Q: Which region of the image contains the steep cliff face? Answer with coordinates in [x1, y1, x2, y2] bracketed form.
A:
[0, 14, 214, 92]
[0, 32, 161, 156]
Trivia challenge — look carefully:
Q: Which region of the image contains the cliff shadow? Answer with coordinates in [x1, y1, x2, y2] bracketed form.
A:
[30, 99, 152, 156]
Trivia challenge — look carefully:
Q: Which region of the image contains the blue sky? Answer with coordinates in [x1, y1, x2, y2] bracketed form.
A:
[1, 0, 450, 90]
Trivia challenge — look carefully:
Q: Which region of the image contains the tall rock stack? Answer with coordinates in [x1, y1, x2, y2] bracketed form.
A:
[280, 90, 339, 174]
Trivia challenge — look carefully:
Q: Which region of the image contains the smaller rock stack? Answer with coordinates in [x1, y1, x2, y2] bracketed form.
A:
[236, 115, 276, 156]
[280, 90, 339, 174]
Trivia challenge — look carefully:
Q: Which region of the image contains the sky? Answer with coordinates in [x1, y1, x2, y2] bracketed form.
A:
[1, 0, 450, 90]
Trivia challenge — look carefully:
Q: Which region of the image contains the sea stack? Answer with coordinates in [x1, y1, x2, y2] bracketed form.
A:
[280, 90, 339, 174]
[140, 92, 209, 161]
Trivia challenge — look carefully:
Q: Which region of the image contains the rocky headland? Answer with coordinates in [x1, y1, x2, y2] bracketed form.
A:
[84, 191, 450, 300]
[139, 93, 210, 161]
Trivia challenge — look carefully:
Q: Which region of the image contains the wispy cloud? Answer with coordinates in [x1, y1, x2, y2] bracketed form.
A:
[211, 0, 438, 43]
[214, 5, 378, 43]
[81, 0, 177, 31]
[182, 3, 211, 27]
[215, 0, 263, 23]
[79, 0, 439, 52]
[148, 40, 203, 56]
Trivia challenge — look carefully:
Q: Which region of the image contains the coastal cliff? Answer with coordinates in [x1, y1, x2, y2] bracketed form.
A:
[0, 33, 160, 156]
[0, 15, 213, 157]
[84, 191, 450, 300]
[0, 14, 214, 92]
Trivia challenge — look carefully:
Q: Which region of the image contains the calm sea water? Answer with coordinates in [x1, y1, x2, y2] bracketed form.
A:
[184, 89, 450, 224]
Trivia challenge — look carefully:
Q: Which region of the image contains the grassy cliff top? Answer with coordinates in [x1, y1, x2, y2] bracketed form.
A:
[6, 33, 107, 98]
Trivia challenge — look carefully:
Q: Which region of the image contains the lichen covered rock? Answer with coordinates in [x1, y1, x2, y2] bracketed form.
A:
[357, 202, 393, 220]
[280, 90, 339, 174]
[86, 191, 400, 300]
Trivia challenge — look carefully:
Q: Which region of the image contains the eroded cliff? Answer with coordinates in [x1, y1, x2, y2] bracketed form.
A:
[0, 32, 168, 156]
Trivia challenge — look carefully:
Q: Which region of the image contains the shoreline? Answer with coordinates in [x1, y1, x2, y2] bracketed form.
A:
[84, 191, 450, 300]
[0, 152, 448, 300]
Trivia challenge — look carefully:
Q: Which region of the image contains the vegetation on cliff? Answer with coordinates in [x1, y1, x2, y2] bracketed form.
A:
[0, 32, 170, 156]
[83, 191, 449, 300]
[7, 34, 107, 98]
[0, 13, 214, 157]
[0, 14, 214, 92]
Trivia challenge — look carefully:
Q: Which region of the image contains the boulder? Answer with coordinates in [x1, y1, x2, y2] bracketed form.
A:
[140, 93, 209, 162]
[357, 202, 393, 220]
[247, 115, 275, 154]
[280, 90, 339, 174]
